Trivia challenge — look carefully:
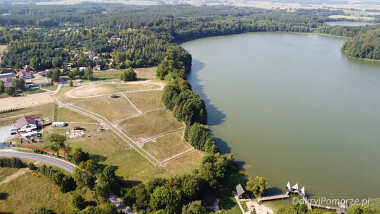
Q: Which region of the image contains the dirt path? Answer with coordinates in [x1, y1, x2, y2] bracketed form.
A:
[0, 168, 27, 185]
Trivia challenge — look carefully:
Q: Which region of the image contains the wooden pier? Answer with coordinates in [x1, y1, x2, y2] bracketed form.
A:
[256, 182, 348, 214]
[257, 192, 290, 203]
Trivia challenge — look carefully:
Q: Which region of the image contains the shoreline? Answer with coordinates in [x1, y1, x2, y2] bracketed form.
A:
[181, 31, 380, 204]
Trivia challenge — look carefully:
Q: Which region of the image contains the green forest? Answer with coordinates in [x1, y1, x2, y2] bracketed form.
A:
[342, 28, 380, 60]
[0, 3, 379, 213]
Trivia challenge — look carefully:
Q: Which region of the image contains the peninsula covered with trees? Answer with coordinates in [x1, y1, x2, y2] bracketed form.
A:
[342, 28, 380, 60]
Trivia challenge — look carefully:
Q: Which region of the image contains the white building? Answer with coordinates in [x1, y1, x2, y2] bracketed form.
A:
[52, 122, 66, 127]
[15, 116, 37, 134]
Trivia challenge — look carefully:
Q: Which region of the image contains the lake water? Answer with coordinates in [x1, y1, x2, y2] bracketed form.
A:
[182, 33, 380, 200]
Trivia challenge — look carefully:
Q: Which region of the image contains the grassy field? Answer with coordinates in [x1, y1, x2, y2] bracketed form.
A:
[107, 82, 161, 93]
[143, 130, 192, 162]
[74, 95, 139, 122]
[0, 172, 75, 213]
[54, 105, 98, 123]
[54, 85, 82, 103]
[66, 83, 161, 99]
[0, 168, 20, 182]
[93, 67, 157, 81]
[119, 109, 184, 142]
[41, 84, 58, 92]
[134, 67, 157, 80]
[0, 103, 55, 127]
[164, 150, 205, 175]
[101, 148, 170, 183]
[125, 90, 164, 112]
[218, 171, 247, 214]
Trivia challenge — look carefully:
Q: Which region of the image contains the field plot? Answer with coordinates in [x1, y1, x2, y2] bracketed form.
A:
[54, 105, 98, 123]
[101, 148, 170, 182]
[0, 93, 54, 112]
[66, 82, 161, 99]
[118, 109, 184, 143]
[125, 90, 164, 112]
[134, 67, 157, 80]
[143, 130, 192, 162]
[108, 82, 161, 93]
[0, 103, 55, 127]
[93, 67, 158, 81]
[0, 168, 19, 183]
[164, 150, 205, 175]
[74, 96, 139, 122]
[0, 172, 74, 213]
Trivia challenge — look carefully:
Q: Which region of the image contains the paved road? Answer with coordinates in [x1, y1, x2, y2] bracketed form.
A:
[0, 149, 76, 173]
[0, 125, 16, 142]
[109, 193, 135, 214]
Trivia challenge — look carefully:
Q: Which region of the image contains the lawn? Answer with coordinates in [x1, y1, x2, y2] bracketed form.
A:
[93, 67, 158, 81]
[41, 84, 58, 92]
[0, 172, 75, 213]
[106, 82, 161, 93]
[0, 168, 19, 183]
[54, 105, 98, 123]
[134, 67, 157, 80]
[218, 171, 247, 214]
[101, 148, 170, 183]
[22, 89, 45, 95]
[143, 130, 192, 162]
[125, 90, 164, 112]
[66, 83, 161, 99]
[0, 103, 55, 127]
[93, 69, 125, 80]
[74, 95, 139, 122]
[118, 109, 184, 142]
[164, 150, 205, 175]
[54, 85, 82, 103]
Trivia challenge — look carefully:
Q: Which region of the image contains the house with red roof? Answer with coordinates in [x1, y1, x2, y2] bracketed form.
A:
[15, 116, 37, 134]
[17, 71, 33, 79]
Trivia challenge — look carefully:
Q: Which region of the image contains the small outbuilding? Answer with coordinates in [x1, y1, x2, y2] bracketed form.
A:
[52, 122, 67, 127]
[236, 184, 249, 199]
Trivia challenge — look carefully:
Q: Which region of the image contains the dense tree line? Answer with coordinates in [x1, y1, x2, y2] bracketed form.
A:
[0, 157, 24, 168]
[316, 25, 379, 38]
[123, 153, 237, 213]
[37, 164, 77, 193]
[342, 28, 380, 60]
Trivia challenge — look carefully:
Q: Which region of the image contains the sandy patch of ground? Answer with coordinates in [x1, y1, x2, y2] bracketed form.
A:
[67, 84, 113, 98]
[0, 93, 54, 111]
[246, 200, 274, 214]
[66, 81, 164, 99]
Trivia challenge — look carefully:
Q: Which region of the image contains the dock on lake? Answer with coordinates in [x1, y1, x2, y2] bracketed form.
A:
[257, 192, 290, 203]
[256, 182, 348, 214]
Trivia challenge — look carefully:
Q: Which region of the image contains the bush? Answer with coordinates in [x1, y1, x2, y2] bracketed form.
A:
[28, 162, 37, 170]
[185, 123, 217, 153]
[120, 67, 136, 81]
[72, 193, 86, 210]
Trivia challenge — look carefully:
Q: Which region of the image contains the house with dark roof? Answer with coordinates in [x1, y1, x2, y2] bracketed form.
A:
[0, 73, 16, 88]
[236, 184, 249, 199]
[15, 116, 37, 134]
